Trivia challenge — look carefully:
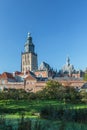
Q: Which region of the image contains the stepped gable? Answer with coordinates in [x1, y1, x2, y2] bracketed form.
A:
[0, 72, 15, 79]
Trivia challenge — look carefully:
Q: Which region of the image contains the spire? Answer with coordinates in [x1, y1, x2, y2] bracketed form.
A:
[28, 32, 31, 38]
[27, 32, 32, 44]
[24, 32, 34, 53]
[66, 56, 70, 66]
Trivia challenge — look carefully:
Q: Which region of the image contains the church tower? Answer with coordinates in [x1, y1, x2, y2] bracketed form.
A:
[21, 33, 38, 73]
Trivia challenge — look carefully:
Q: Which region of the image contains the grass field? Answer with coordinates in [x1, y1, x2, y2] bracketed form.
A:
[0, 100, 61, 117]
[0, 100, 87, 129]
[0, 99, 87, 117]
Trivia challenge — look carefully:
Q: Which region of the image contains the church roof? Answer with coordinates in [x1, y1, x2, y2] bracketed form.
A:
[24, 33, 35, 53]
[39, 62, 51, 71]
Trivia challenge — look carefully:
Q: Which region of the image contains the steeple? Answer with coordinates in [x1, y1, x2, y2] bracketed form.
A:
[21, 32, 38, 73]
[28, 32, 31, 37]
[27, 32, 32, 44]
[66, 56, 70, 66]
[24, 32, 34, 53]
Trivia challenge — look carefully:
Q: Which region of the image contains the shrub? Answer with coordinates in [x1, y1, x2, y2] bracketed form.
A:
[40, 105, 87, 123]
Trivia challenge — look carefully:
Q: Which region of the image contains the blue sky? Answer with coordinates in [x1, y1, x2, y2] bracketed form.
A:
[0, 0, 87, 73]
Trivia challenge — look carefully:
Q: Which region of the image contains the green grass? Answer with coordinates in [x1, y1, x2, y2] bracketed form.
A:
[0, 100, 60, 113]
[0, 99, 87, 117]
[0, 100, 87, 129]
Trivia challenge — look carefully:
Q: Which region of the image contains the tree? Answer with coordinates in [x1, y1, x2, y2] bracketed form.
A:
[83, 73, 87, 81]
[43, 80, 65, 99]
[64, 86, 80, 103]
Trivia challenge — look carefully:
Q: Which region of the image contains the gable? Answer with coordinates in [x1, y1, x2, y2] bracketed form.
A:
[25, 74, 37, 81]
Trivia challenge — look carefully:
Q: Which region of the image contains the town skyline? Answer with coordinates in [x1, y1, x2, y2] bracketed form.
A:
[0, 0, 87, 73]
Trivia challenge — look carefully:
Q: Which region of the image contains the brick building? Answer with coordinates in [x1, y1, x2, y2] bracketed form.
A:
[0, 33, 86, 92]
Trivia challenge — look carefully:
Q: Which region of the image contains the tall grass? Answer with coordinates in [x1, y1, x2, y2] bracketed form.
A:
[0, 114, 87, 130]
[40, 105, 87, 123]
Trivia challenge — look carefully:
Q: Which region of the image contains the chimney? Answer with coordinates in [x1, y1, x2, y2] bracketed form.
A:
[13, 72, 15, 77]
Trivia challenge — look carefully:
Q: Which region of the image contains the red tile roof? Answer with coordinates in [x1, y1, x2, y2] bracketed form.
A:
[0, 72, 15, 79]
[25, 71, 37, 81]
[15, 71, 23, 75]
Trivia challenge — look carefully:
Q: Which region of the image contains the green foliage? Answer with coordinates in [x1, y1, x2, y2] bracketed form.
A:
[40, 80, 65, 100]
[0, 116, 87, 130]
[0, 80, 83, 104]
[83, 73, 87, 81]
[36, 80, 80, 103]
[80, 91, 87, 103]
[64, 86, 81, 103]
[46, 80, 61, 88]
[18, 114, 31, 130]
[0, 89, 38, 100]
[40, 105, 87, 123]
[0, 99, 87, 129]
[0, 89, 28, 100]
